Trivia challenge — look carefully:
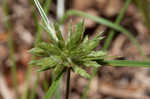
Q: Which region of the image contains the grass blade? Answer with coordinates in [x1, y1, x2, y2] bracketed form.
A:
[44, 0, 52, 14]
[44, 75, 63, 99]
[102, 60, 150, 67]
[103, 0, 131, 51]
[2, 0, 18, 98]
[34, 0, 57, 40]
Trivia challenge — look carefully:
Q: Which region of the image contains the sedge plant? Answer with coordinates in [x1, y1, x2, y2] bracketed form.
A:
[30, 21, 106, 98]
[29, 0, 150, 99]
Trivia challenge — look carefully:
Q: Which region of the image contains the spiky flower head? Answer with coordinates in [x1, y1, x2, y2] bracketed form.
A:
[29, 21, 106, 80]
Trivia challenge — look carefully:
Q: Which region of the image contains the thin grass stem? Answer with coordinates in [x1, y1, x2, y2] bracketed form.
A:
[66, 68, 71, 99]
[102, 60, 150, 67]
[102, 0, 131, 51]
[2, 0, 18, 98]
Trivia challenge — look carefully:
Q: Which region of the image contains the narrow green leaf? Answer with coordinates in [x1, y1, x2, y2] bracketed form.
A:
[2, 1, 18, 97]
[73, 66, 90, 78]
[43, 0, 52, 14]
[44, 75, 63, 99]
[102, 60, 150, 67]
[33, 0, 57, 40]
[103, 0, 131, 51]
[34, 0, 49, 26]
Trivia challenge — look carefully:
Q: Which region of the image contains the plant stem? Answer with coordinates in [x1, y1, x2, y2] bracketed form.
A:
[102, 0, 131, 51]
[2, 0, 18, 98]
[66, 68, 71, 99]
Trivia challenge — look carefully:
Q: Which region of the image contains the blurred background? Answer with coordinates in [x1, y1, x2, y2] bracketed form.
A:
[0, 0, 150, 99]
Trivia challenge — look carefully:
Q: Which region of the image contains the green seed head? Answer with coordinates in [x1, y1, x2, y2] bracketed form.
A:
[29, 21, 106, 80]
